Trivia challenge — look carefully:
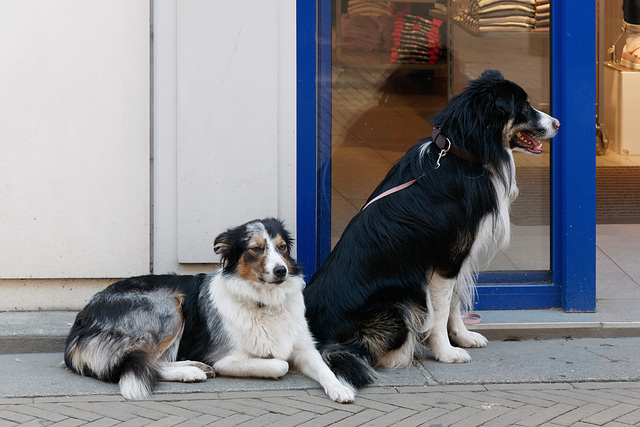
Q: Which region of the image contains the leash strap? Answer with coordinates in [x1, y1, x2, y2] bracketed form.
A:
[462, 313, 482, 325]
[361, 128, 483, 211]
[361, 179, 416, 211]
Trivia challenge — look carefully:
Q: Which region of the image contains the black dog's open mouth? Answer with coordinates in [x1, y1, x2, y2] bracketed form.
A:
[513, 131, 543, 155]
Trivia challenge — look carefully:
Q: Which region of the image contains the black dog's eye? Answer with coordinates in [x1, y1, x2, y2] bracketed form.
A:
[523, 103, 530, 114]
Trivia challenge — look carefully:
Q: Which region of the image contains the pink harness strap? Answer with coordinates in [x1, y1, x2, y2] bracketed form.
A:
[361, 179, 417, 211]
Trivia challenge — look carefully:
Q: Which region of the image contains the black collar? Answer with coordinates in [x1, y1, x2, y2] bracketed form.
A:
[431, 128, 483, 166]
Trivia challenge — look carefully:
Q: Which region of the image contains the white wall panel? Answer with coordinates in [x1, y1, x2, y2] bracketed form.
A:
[176, 0, 290, 263]
[0, 1, 150, 278]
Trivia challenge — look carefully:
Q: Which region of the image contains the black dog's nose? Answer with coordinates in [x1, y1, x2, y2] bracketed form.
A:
[553, 119, 561, 129]
[273, 265, 287, 279]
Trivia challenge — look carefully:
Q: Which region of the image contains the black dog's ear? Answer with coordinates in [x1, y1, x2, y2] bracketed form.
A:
[213, 232, 231, 255]
[493, 92, 515, 117]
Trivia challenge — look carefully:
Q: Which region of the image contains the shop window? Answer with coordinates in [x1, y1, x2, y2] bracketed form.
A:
[598, 0, 640, 225]
[324, 0, 553, 275]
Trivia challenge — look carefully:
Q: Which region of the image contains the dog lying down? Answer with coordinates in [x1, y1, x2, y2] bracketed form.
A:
[64, 218, 355, 403]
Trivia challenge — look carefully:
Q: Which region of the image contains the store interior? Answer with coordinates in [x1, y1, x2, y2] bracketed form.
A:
[328, 0, 640, 303]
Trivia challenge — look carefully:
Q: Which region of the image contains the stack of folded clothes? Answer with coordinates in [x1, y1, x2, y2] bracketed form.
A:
[390, 12, 444, 64]
[534, 0, 550, 32]
[455, 0, 538, 32]
[340, 1, 394, 56]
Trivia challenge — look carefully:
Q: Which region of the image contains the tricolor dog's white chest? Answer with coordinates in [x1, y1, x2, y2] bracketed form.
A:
[209, 274, 305, 360]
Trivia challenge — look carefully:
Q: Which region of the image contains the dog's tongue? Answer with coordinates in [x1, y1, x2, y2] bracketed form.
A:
[514, 132, 543, 155]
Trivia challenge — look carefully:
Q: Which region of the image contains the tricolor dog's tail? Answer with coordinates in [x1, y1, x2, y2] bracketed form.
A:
[116, 349, 160, 400]
[321, 344, 377, 389]
[64, 334, 160, 400]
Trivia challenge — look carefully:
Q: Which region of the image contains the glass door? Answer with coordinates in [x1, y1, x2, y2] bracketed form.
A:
[324, 0, 551, 308]
[298, 0, 596, 311]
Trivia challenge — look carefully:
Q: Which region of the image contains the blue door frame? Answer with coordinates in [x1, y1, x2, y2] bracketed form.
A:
[296, 0, 596, 312]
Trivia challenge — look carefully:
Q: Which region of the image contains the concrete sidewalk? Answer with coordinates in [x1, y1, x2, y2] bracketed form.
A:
[1, 338, 640, 426]
[1, 312, 640, 425]
[1, 310, 640, 397]
[2, 337, 640, 400]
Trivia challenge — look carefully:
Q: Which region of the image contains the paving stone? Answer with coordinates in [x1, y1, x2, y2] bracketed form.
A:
[145, 415, 191, 427]
[235, 412, 286, 427]
[426, 406, 483, 426]
[482, 402, 543, 427]
[488, 389, 556, 408]
[3, 404, 67, 422]
[173, 414, 222, 427]
[450, 404, 511, 427]
[118, 418, 159, 427]
[76, 418, 121, 427]
[386, 408, 450, 427]
[449, 391, 524, 409]
[163, 399, 236, 418]
[260, 397, 333, 415]
[329, 409, 386, 427]
[0, 410, 35, 424]
[617, 408, 640, 425]
[581, 402, 638, 425]
[551, 402, 609, 425]
[295, 410, 352, 427]
[516, 403, 577, 427]
[287, 394, 364, 413]
[263, 411, 317, 427]
[48, 419, 94, 427]
[358, 408, 416, 427]
[32, 403, 103, 422]
[207, 414, 253, 427]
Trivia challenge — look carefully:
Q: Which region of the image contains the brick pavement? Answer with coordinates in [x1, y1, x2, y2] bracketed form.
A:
[2, 382, 639, 426]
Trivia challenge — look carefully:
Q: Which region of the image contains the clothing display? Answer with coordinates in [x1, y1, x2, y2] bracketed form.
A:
[534, 0, 550, 32]
[340, 1, 445, 65]
[454, 0, 549, 33]
[341, 12, 394, 53]
[391, 13, 443, 64]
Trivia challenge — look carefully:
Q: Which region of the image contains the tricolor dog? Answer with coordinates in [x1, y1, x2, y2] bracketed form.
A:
[65, 218, 355, 402]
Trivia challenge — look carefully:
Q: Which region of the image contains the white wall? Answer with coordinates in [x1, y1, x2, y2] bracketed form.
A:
[0, 0, 298, 308]
[0, 1, 151, 279]
[153, 0, 298, 272]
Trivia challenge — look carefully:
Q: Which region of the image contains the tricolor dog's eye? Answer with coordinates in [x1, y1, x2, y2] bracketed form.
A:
[277, 242, 287, 252]
[250, 246, 263, 254]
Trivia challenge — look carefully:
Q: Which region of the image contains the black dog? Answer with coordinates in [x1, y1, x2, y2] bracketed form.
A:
[304, 70, 560, 389]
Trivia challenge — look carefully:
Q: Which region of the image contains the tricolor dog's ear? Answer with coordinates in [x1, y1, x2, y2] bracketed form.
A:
[214, 232, 231, 255]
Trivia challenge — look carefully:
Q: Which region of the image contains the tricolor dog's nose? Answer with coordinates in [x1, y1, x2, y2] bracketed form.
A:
[273, 265, 287, 279]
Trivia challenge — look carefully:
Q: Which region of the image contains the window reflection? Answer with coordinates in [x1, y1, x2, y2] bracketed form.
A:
[330, 0, 551, 271]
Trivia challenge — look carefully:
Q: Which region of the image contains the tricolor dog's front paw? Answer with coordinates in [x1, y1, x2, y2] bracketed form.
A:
[326, 382, 355, 403]
[179, 366, 210, 382]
